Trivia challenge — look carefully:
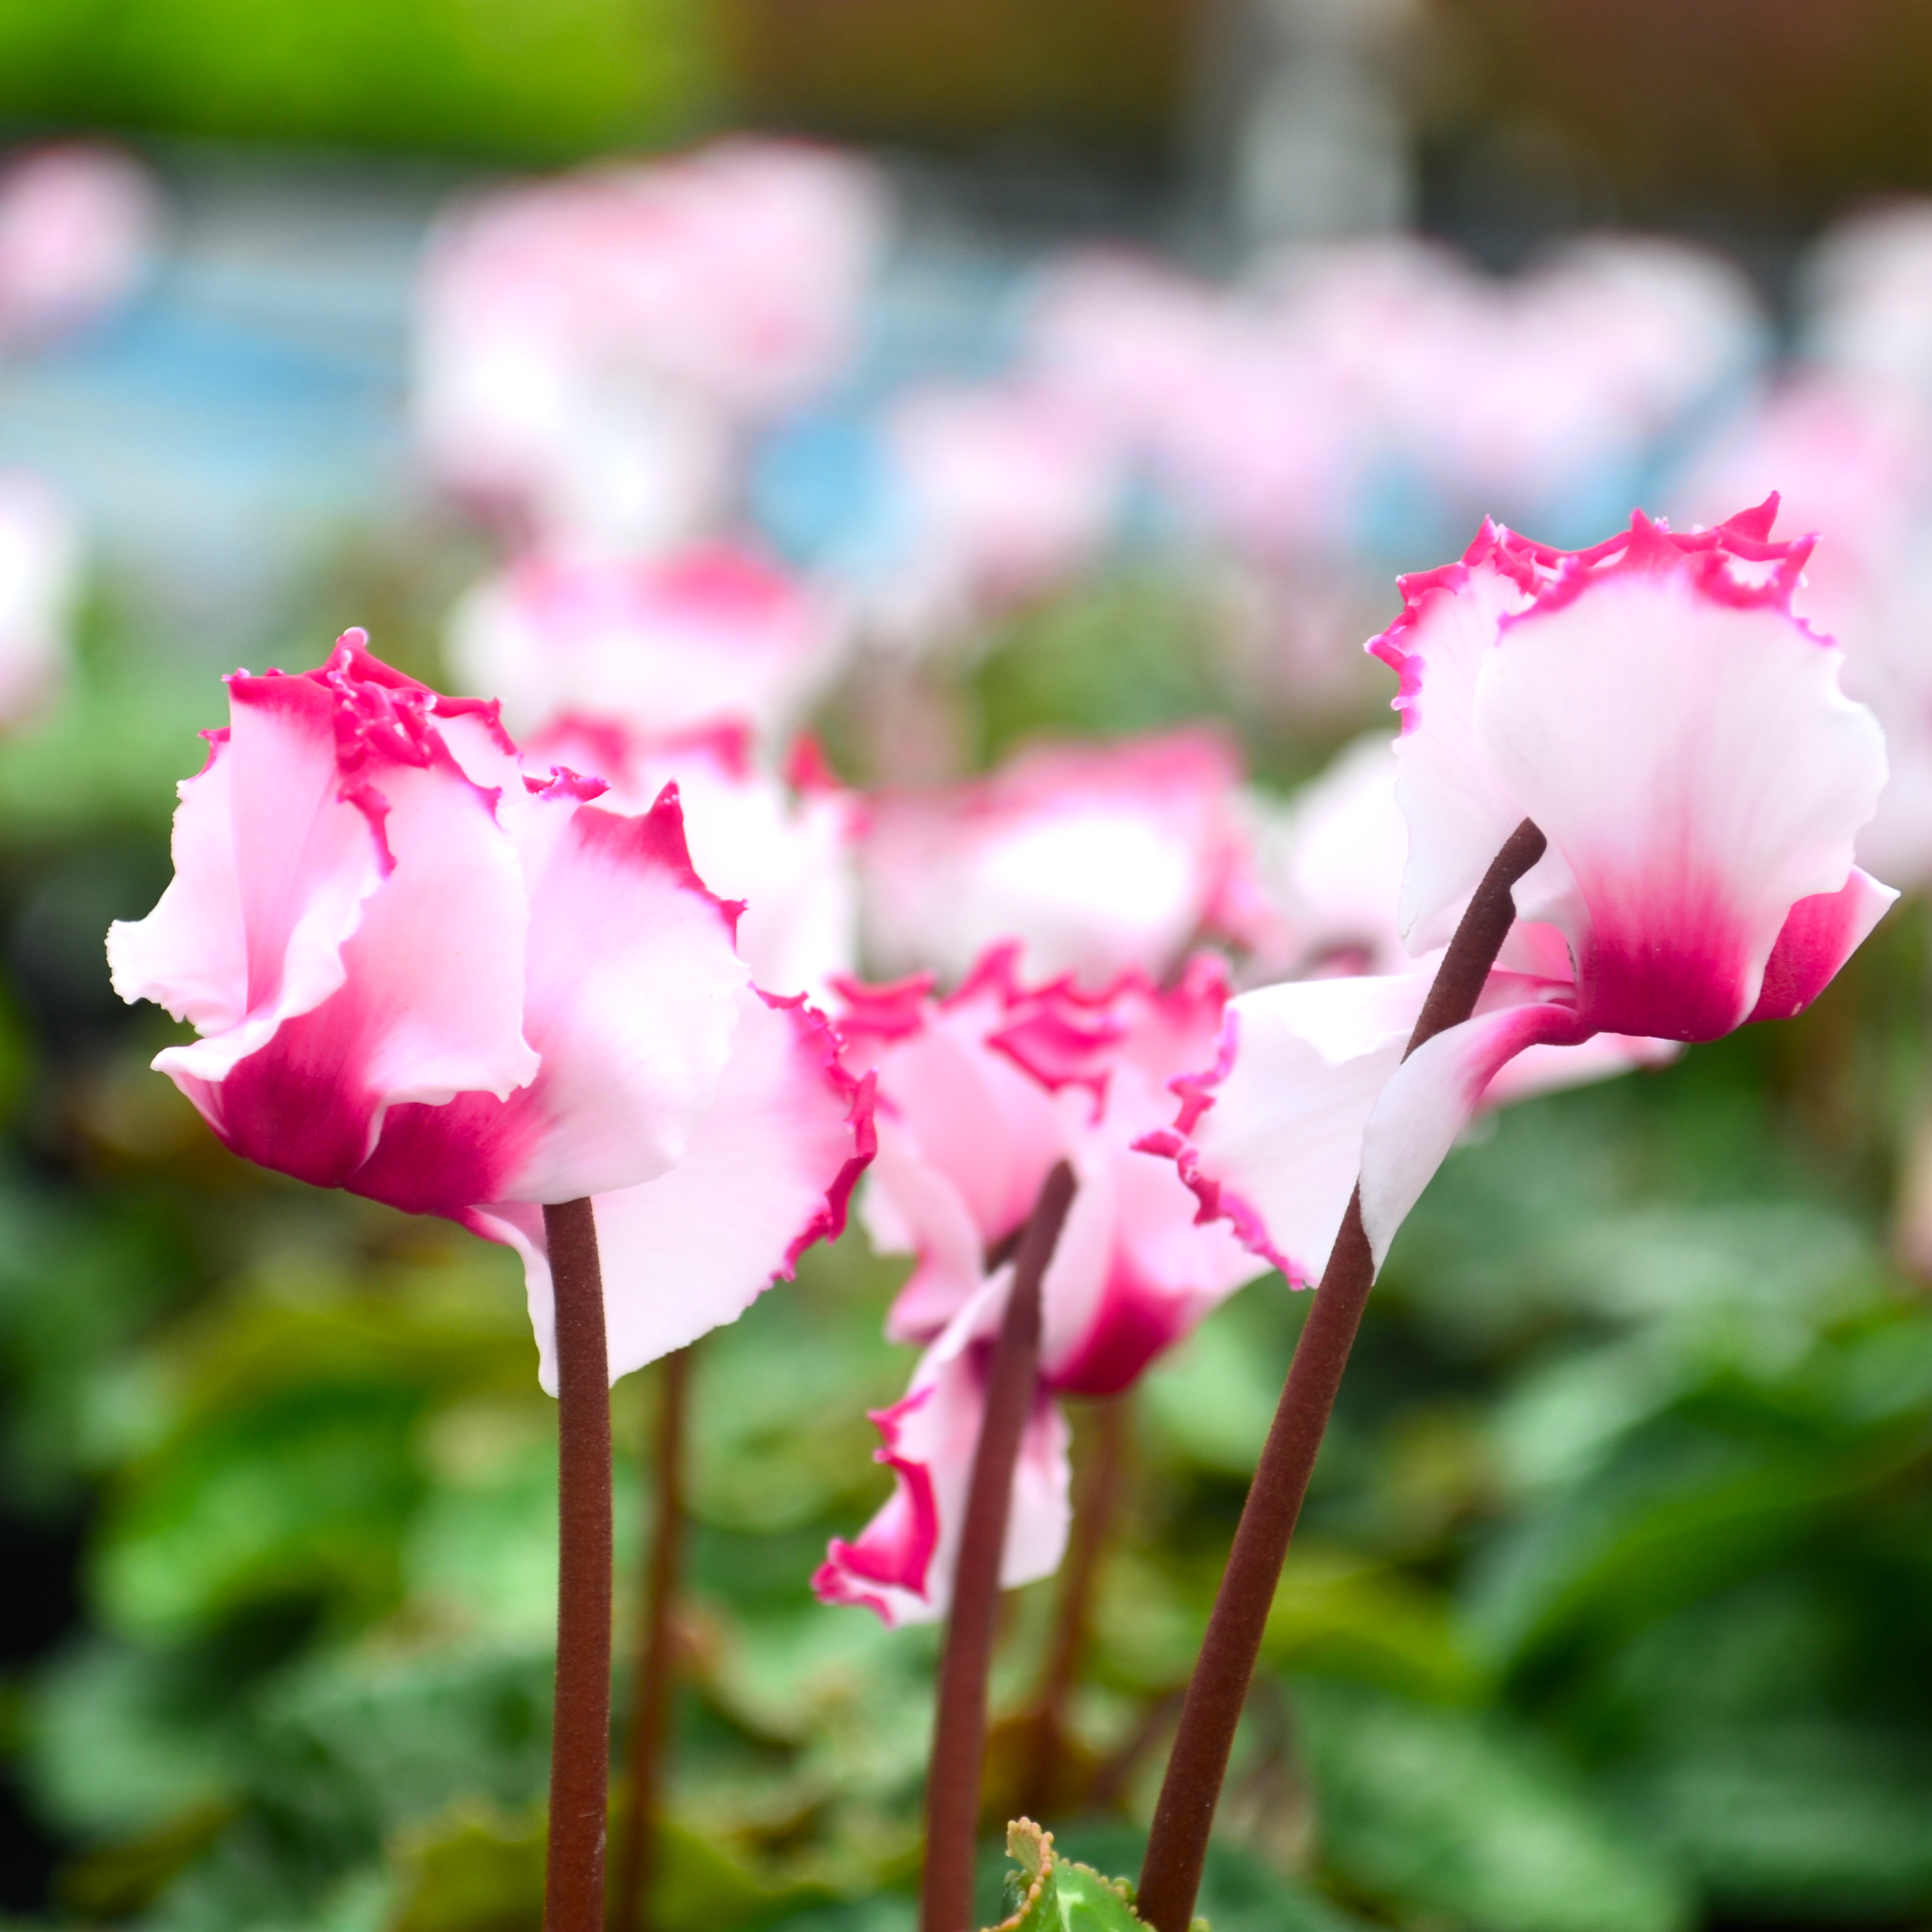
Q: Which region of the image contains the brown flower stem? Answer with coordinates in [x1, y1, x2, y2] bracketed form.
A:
[1136, 818, 1546, 1932]
[614, 1342, 694, 1932]
[1016, 1391, 1130, 1821]
[921, 1160, 1079, 1932]
[543, 1198, 613, 1932]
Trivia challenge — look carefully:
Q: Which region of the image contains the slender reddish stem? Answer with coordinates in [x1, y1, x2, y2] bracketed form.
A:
[614, 1343, 693, 1932]
[1016, 1392, 1129, 1821]
[921, 1160, 1078, 1932]
[543, 1198, 613, 1932]
[1136, 819, 1546, 1932]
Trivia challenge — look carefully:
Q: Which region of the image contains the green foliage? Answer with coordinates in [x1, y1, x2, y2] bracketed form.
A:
[987, 1821, 1148, 1932]
[0, 0, 717, 162]
[1292, 1679, 1693, 1932]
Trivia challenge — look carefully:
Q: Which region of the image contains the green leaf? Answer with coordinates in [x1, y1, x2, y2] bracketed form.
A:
[985, 1821, 1152, 1932]
[1293, 1678, 1693, 1932]
[1618, 1721, 1932, 1922]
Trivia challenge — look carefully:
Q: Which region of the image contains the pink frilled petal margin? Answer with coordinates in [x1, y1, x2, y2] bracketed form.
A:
[1366, 500, 1894, 1040]
[476, 987, 877, 1393]
[110, 634, 754, 1220]
[813, 1272, 1071, 1627]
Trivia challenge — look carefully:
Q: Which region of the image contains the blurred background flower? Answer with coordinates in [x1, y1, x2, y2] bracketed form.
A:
[5, 4, 1932, 1930]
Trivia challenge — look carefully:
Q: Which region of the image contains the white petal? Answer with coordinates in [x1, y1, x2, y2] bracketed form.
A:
[486, 988, 872, 1390]
[811, 1271, 1071, 1626]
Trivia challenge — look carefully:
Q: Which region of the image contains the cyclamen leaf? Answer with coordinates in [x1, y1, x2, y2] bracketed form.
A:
[987, 1820, 1166, 1932]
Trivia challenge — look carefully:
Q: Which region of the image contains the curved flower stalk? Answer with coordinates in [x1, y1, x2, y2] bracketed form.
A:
[530, 717, 860, 1003]
[446, 542, 852, 759]
[107, 632, 874, 1378]
[0, 472, 80, 725]
[0, 142, 159, 353]
[1134, 502, 1894, 1932]
[413, 137, 887, 552]
[860, 729, 1274, 991]
[816, 947, 1294, 1626]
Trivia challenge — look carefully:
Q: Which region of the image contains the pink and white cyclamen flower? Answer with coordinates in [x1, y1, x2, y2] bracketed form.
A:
[1153, 501, 1894, 1284]
[108, 634, 873, 1387]
[814, 948, 1276, 1625]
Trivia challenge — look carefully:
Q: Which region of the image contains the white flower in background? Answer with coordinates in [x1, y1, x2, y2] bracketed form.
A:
[1800, 199, 1932, 402]
[0, 143, 159, 353]
[445, 543, 852, 756]
[1022, 235, 1762, 563]
[859, 729, 1273, 989]
[0, 474, 80, 723]
[414, 137, 889, 553]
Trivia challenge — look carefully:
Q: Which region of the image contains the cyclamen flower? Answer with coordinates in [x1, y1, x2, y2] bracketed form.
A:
[860, 730, 1273, 990]
[107, 635, 872, 1386]
[813, 949, 1271, 1625]
[0, 143, 158, 352]
[1156, 503, 1894, 1280]
[445, 544, 851, 755]
[527, 717, 859, 1002]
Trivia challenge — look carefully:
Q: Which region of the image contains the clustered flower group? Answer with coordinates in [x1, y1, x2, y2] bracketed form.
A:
[106, 490, 1894, 1632]
[48, 127, 1921, 1932]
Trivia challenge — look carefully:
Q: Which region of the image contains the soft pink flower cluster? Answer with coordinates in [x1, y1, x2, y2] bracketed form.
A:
[1022, 233, 1762, 560]
[809, 498, 1892, 1625]
[0, 143, 158, 353]
[107, 484, 1894, 1629]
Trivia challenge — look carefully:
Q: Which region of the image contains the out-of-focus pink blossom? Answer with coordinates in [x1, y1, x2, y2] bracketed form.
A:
[814, 949, 1265, 1624]
[1025, 248, 1368, 557]
[1155, 503, 1894, 1286]
[1801, 201, 1932, 401]
[1361, 235, 1761, 515]
[414, 138, 887, 550]
[861, 382, 1121, 650]
[0, 473, 80, 723]
[527, 718, 859, 1002]
[1025, 235, 1760, 562]
[446, 544, 850, 753]
[859, 729, 1273, 989]
[0, 144, 158, 352]
[108, 635, 872, 1387]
